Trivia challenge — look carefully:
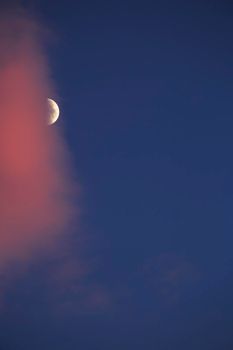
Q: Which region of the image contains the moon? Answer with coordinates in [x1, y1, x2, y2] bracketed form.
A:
[47, 98, 59, 125]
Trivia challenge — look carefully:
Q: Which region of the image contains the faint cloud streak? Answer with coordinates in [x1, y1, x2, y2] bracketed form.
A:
[140, 253, 200, 304]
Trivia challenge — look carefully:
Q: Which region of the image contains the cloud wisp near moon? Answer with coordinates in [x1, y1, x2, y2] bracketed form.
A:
[0, 9, 77, 269]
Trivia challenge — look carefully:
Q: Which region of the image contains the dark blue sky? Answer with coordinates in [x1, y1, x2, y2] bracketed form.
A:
[1, 0, 233, 348]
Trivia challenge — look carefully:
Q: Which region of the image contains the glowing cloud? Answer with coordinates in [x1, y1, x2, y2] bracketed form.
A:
[0, 9, 77, 268]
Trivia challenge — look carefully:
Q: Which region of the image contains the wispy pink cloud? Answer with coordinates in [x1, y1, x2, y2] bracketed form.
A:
[46, 249, 113, 315]
[0, 9, 77, 269]
[139, 252, 200, 304]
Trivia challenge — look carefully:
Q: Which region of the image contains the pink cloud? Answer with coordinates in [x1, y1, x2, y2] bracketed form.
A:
[0, 10, 77, 269]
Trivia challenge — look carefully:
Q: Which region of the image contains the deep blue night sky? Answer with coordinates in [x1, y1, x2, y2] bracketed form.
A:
[1, 0, 233, 348]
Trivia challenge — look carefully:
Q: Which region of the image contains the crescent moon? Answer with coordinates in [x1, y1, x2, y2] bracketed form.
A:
[47, 98, 60, 125]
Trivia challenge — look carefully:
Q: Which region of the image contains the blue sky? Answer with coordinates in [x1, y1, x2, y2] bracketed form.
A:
[1, 0, 233, 348]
